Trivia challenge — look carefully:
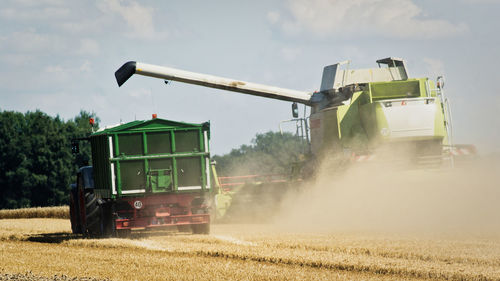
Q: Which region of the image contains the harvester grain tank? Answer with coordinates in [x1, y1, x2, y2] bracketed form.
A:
[115, 58, 453, 168]
[70, 118, 212, 237]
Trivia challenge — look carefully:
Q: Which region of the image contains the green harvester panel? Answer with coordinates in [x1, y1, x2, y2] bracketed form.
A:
[90, 118, 210, 198]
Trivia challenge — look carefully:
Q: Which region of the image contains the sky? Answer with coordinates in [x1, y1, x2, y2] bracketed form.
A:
[1, 0, 499, 155]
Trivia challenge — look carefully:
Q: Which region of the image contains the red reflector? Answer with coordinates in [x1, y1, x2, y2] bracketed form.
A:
[192, 216, 204, 222]
[152, 113, 157, 119]
[156, 208, 170, 217]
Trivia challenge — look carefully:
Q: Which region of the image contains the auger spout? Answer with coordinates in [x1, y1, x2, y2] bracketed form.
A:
[115, 61, 313, 104]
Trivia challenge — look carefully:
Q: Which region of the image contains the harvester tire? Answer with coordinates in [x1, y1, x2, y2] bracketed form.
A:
[192, 223, 210, 235]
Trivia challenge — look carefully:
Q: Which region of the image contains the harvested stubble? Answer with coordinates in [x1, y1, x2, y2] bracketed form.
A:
[0, 272, 105, 281]
[1, 219, 500, 280]
[0, 206, 68, 219]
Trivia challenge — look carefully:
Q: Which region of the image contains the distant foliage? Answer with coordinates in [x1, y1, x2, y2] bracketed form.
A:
[0, 109, 98, 209]
[213, 131, 305, 176]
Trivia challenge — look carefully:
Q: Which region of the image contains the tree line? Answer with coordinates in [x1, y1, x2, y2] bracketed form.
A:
[0, 110, 96, 209]
[212, 131, 305, 176]
[0, 109, 304, 209]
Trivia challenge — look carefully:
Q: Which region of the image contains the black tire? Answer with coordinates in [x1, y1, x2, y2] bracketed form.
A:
[69, 189, 82, 234]
[177, 225, 192, 233]
[84, 192, 101, 237]
[85, 192, 96, 206]
[192, 223, 210, 235]
[99, 203, 114, 238]
[116, 229, 131, 238]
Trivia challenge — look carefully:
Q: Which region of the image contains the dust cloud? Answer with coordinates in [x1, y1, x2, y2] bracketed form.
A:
[273, 154, 500, 235]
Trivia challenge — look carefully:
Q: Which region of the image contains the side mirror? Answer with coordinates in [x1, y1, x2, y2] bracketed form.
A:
[71, 140, 80, 154]
[437, 76, 445, 89]
[292, 102, 299, 118]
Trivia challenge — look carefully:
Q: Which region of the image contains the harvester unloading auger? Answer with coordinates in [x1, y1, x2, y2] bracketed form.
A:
[115, 58, 455, 169]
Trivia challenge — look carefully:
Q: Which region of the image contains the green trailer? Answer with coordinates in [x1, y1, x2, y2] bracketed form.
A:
[70, 117, 212, 237]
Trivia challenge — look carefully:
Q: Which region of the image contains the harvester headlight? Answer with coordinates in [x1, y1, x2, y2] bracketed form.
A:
[133, 200, 143, 209]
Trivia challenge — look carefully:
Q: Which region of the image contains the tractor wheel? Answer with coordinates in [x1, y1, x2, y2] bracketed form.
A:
[69, 189, 82, 234]
[84, 192, 101, 237]
[192, 223, 210, 235]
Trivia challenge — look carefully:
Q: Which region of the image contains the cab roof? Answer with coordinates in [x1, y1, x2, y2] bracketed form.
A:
[92, 118, 209, 136]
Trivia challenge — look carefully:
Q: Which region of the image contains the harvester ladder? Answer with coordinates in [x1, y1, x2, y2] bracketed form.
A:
[431, 76, 455, 168]
[279, 116, 311, 154]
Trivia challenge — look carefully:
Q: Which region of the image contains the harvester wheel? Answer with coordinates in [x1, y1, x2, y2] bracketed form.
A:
[192, 223, 210, 235]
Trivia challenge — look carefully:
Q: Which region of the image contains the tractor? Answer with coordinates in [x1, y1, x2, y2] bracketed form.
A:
[70, 118, 212, 237]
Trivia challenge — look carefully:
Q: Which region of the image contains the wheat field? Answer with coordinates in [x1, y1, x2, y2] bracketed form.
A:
[0, 218, 499, 280]
[0, 206, 68, 219]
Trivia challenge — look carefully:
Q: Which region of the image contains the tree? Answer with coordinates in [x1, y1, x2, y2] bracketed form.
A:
[0, 111, 30, 208]
[0, 109, 99, 209]
[212, 131, 305, 176]
[68, 110, 100, 169]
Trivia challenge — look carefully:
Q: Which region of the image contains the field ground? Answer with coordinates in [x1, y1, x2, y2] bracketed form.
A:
[0, 219, 499, 280]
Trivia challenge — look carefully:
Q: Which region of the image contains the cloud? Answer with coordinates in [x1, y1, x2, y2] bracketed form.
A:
[270, 0, 468, 39]
[0, 30, 100, 58]
[128, 88, 151, 98]
[0, 30, 66, 53]
[0, 6, 70, 20]
[423, 58, 445, 78]
[76, 39, 100, 56]
[10, 0, 65, 6]
[0, 54, 33, 66]
[1, 1, 165, 40]
[79, 61, 92, 73]
[60, 19, 103, 34]
[267, 11, 280, 24]
[97, 0, 166, 39]
[281, 47, 302, 61]
[461, 0, 500, 3]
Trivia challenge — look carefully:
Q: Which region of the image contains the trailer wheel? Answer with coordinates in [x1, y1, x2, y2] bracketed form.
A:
[177, 225, 192, 233]
[116, 229, 131, 238]
[100, 203, 114, 238]
[192, 223, 210, 235]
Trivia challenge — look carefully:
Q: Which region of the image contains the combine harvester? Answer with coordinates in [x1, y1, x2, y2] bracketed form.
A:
[115, 57, 466, 221]
[115, 57, 456, 169]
